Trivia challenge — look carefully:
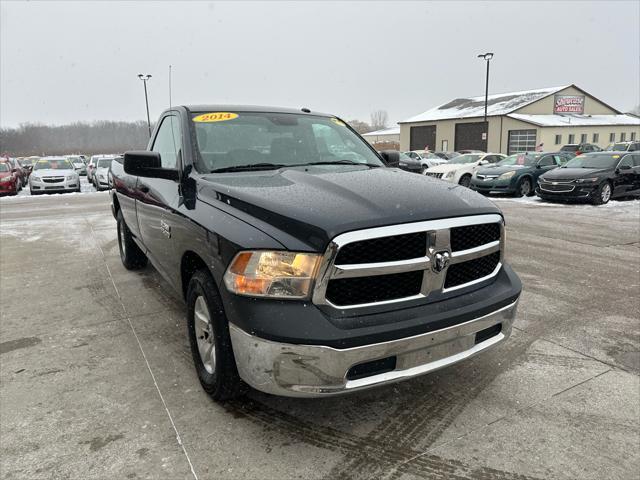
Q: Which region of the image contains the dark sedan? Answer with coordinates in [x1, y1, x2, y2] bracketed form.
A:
[471, 152, 571, 197]
[536, 152, 640, 205]
[397, 151, 423, 173]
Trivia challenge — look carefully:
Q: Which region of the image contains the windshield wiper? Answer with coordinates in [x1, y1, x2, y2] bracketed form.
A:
[296, 160, 381, 168]
[210, 163, 286, 173]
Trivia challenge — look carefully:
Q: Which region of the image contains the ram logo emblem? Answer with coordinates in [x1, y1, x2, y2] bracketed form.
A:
[432, 251, 451, 273]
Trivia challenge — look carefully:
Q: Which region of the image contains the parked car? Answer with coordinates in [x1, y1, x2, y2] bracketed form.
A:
[457, 149, 485, 154]
[18, 156, 38, 178]
[0, 160, 20, 196]
[434, 151, 460, 161]
[604, 141, 640, 152]
[397, 151, 424, 173]
[471, 152, 572, 197]
[560, 143, 601, 156]
[424, 153, 506, 187]
[29, 156, 80, 195]
[111, 105, 521, 400]
[87, 155, 107, 183]
[68, 155, 87, 175]
[93, 156, 116, 190]
[536, 151, 640, 205]
[403, 151, 447, 170]
[5, 158, 26, 189]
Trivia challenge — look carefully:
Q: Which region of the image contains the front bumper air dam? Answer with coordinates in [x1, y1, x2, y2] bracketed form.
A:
[229, 298, 519, 397]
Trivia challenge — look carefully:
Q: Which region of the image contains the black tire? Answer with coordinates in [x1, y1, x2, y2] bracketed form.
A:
[592, 181, 612, 205]
[116, 210, 147, 269]
[187, 269, 245, 401]
[515, 177, 533, 197]
[459, 174, 472, 188]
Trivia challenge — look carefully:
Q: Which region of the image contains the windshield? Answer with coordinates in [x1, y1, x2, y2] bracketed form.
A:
[33, 159, 74, 170]
[0, 163, 9, 172]
[498, 154, 536, 167]
[606, 143, 629, 151]
[449, 154, 482, 164]
[97, 159, 113, 168]
[422, 152, 440, 159]
[398, 152, 413, 162]
[563, 154, 619, 169]
[192, 112, 384, 172]
[560, 145, 578, 152]
[20, 158, 33, 166]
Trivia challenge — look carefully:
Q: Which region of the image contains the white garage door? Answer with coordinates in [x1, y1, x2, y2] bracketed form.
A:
[508, 129, 537, 154]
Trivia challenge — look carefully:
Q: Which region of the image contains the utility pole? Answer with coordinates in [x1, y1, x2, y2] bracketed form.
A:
[138, 74, 152, 137]
[477, 53, 494, 149]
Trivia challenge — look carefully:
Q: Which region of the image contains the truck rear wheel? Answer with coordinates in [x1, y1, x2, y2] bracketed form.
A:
[116, 210, 148, 270]
[187, 269, 245, 401]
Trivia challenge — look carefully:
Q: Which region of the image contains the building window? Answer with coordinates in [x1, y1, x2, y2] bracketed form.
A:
[507, 129, 537, 155]
[593, 133, 599, 143]
[568, 134, 575, 144]
[555, 134, 562, 145]
[609, 133, 615, 142]
[621, 133, 626, 141]
[580, 134, 587, 143]
[632, 132, 637, 141]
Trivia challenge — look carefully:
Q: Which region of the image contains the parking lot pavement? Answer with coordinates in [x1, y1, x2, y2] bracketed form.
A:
[1, 193, 639, 480]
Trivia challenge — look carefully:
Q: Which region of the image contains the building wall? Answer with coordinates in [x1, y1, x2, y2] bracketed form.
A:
[363, 133, 400, 145]
[400, 117, 503, 152]
[538, 125, 640, 150]
[515, 86, 617, 115]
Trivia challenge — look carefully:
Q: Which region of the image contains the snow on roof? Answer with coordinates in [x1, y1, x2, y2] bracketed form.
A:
[507, 113, 640, 127]
[399, 86, 570, 123]
[362, 126, 401, 136]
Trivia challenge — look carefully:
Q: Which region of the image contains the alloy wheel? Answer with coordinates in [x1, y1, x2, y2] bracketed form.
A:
[194, 296, 216, 374]
[520, 179, 531, 196]
[601, 183, 611, 203]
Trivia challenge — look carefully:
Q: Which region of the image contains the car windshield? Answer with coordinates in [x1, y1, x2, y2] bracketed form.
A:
[0, 163, 9, 172]
[33, 159, 74, 170]
[20, 158, 33, 166]
[449, 154, 482, 164]
[563, 154, 620, 169]
[97, 159, 113, 168]
[606, 143, 629, 151]
[423, 152, 440, 159]
[561, 145, 579, 152]
[192, 112, 384, 172]
[398, 152, 413, 162]
[498, 154, 536, 166]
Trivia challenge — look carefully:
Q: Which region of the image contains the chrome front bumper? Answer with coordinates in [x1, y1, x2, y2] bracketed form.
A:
[229, 299, 518, 397]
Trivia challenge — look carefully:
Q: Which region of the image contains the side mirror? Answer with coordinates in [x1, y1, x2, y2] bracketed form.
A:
[124, 151, 179, 180]
[479, 159, 489, 165]
[536, 164, 543, 169]
[379, 150, 400, 168]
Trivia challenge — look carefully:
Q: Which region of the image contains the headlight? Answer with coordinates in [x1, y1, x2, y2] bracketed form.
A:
[99, 174, 105, 179]
[224, 251, 321, 299]
[31, 175, 40, 181]
[574, 177, 599, 184]
[498, 171, 516, 180]
[66, 174, 76, 180]
[444, 171, 455, 178]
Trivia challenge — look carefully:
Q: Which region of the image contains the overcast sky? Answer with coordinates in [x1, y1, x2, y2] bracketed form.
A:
[1, 1, 638, 128]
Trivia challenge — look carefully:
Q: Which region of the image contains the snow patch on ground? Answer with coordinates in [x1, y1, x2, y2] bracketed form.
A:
[490, 196, 640, 211]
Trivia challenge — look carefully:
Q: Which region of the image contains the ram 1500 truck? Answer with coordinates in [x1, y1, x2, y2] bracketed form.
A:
[111, 106, 522, 400]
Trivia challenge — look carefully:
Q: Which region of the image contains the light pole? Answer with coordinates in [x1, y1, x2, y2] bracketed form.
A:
[477, 53, 494, 148]
[138, 74, 152, 137]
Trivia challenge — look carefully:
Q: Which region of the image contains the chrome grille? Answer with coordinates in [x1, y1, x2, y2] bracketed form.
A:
[425, 172, 444, 179]
[42, 177, 64, 183]
[539, 182, 575, 193]
[313, 214, 504, 309]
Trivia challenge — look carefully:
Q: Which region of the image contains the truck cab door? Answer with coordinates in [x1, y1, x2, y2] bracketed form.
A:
[135, 114, 182, 284]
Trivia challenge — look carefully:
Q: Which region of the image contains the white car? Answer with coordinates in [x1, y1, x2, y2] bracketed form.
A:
[93, 156, 117, 191]
[404, 150, 448, 170]
[29, 156, 80, 195]
[424, 153, 505, 187]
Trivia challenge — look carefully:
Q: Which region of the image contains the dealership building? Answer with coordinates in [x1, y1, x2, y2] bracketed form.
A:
[398, 84, 640, 154]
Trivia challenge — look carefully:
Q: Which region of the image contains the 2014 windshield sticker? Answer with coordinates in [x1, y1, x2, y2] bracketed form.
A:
[331, 118, 346, 126]
[193, 112, 239, 122]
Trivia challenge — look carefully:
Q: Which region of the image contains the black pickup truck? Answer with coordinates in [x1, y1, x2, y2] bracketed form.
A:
[111, 106, 521, 400]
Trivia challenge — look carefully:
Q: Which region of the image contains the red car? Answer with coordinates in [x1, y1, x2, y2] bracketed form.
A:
[0, 161, 20, 196]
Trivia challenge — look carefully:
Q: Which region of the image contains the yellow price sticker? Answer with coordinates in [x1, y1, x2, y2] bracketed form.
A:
[193, 112, 239, 123]
[612, 155, 620, 159]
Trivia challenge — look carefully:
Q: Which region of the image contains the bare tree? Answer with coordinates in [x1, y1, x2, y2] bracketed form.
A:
[347, 119, 374, 134]
[370, 110, 389, 131]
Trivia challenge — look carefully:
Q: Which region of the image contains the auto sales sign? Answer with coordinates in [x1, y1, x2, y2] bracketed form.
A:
[553, 95, 585, 114]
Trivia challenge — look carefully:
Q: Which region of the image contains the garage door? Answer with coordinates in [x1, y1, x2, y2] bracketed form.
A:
[508, 129, 537, 154]
[454, 122, 488, 152]
[410, 126, 436, 151]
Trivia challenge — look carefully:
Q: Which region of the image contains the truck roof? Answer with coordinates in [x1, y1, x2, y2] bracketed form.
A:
[183, 105, 334, 117]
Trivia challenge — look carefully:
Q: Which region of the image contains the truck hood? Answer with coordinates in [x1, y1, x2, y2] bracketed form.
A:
[198, 166, 500, 251]
[541, 167, 610, 180]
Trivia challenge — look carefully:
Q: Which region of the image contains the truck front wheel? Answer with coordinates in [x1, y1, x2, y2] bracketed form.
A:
[117, 210, 148, 270]
[187, 269, 245, 401]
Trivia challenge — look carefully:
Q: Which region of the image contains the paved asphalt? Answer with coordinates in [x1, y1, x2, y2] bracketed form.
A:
[1, 189, 639, 480]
